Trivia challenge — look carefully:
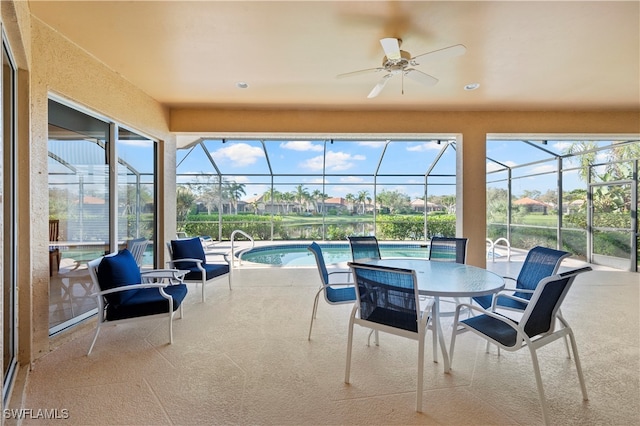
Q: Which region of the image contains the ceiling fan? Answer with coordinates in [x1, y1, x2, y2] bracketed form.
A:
[338, 38, 467, 98]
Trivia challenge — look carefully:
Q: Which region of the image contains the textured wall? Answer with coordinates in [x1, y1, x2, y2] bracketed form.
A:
[27, 18, 176, 359]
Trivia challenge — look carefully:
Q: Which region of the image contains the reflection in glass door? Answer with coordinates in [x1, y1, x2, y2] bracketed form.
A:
[117, 128, 156, 268]
[2, 32, 17, 404]
[48, 101, 110, 334]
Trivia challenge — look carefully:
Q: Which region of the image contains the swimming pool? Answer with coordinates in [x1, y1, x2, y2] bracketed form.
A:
[238, 243, 430, 266]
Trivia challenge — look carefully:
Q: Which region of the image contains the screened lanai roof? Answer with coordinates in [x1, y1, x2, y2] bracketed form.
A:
[176, 138, 460, 199]
[176, 136, 639, 200]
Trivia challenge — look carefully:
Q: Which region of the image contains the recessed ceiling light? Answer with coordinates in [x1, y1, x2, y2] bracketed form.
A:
[464, 83, 480, 91]
[236, 82, 249, 89]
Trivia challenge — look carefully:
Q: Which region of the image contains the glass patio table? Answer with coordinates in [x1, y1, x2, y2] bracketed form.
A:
[358, 258, 505, 373]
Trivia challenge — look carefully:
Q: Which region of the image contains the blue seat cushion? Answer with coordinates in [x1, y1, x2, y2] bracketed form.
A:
[183, 263, 229, 282]
[326, 286, 356, 303]
[461, 314, 518, 347]
[171, 238, 206, 269]
[106, 283, 188, 321]
[472, 294, 493, 309]
[366, 307, 418, 333]
[97, 249, 141, 305]
[496, 295, 528, 311]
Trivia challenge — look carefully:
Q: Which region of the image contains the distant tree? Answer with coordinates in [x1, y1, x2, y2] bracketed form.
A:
[224, 181, 246, 214]
[357, 190, 369, 214]
[345, 193, 356, 214]
[521, 189, 541, 200]
[377, 189, 410, 214]
[176, 186, 196, 222]
[294, 184, 310, 213]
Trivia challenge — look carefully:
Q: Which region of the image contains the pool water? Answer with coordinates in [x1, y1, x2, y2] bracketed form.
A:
[238, 243, 430, 266]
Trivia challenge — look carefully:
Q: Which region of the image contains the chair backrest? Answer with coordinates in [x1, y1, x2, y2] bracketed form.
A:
[127, 237, 149, 267]
[348, 236, 381, 261]
[520, 267, 591, 338]
[170, 237, 207, 268]
[514, 246, 570, 299]
[88, 249, 142, 305]
[49, 219, 59, 242]
[348, 262, 420, 333]
[429, 236, 468, 264]
[308, 242, 330, 285]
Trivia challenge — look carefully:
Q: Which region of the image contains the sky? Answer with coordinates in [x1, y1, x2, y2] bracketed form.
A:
[175, 138, 621, 201]
[49, 136, 624, 201]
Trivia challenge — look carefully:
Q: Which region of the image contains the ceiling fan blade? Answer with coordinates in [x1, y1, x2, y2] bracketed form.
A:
[367, 74, 393, 98]
[337, 67, 384, 79]
[411, 44, 467, 63]
[379, 37, 401, 60]
[404, 69, 438, 86]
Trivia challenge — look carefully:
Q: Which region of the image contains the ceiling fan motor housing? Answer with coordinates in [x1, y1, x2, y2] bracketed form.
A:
[382, 50, 411, 71]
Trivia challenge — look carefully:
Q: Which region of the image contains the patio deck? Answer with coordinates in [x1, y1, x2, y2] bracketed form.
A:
[20, 254, 639, 425]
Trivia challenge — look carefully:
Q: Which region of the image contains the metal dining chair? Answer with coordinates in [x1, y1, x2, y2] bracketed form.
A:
[346, 262, 434, 412]
[450, 267, 592, 425]
[348, 235, 381, 261]
[307, 242, 356, 340]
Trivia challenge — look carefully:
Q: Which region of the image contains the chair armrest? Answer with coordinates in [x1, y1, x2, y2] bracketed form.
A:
[141, 269, 186, 283]
[455, 302, 520, 329]
[327, 270, 352, 283]
[494, 293, 531, 305]
[206, 252, 230, 261]
[91, 282, 170, 298]
[167, 258, 203, 265]
[167, 258, 205, 272]
[322, 281, 353, 288]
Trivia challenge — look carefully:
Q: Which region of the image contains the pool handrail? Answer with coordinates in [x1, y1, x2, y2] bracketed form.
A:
[231, 230, 254, 268]
[486, 237, 511, 262]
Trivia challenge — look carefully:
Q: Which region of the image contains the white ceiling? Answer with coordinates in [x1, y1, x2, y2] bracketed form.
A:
[30, 1, 640, 112]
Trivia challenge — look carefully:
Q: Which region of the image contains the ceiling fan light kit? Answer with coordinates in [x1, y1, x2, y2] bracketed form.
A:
[338, 37, 467, 98]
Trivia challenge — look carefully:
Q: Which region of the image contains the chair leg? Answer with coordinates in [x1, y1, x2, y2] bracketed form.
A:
[345, 313, 356, 384]
[87, 326, 101, 356]
[201, 278, 206, 303]
[308, 289, 322, 340]
[228, 273, 232, 290]
[568, 329, 588, 401]
[417, 328, 426, 412]
[557, 310, 572, 359]
[168, 312, 174, 344]
[432, 322, 438, 363]
[366, 329, 379, 346]
[528, 345, 551, 426]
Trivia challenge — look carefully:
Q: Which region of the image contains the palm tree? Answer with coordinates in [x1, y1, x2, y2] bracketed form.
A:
[345, 193, 356, 214]
[294, 184, 310, 213]
[357, 190, 369, 214]
[225, 181, 246, 215]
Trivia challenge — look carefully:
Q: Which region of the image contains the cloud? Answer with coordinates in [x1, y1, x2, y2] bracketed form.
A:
[211, 143, 264, 167]
[406, 142, 443, 152]
[280, 141, 323, 152]
[300, 151, 366, 172]
[529, 164, 556, 174]
[486, 160, 516, 172]
[357, 141, 387, 148]
[340, 176, 365, 183]
[552, 141, 573, 153]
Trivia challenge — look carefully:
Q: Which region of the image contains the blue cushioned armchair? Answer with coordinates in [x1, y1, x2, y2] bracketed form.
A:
[167, 237, 231, 302]
[87, 249, 188, 355]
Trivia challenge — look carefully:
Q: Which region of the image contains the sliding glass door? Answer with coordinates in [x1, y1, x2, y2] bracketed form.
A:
[2, 29, 17, 404]
[48, 100, 157, 334]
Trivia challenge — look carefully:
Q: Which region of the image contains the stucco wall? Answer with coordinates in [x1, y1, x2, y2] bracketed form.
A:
[26, 17, 176, 359]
